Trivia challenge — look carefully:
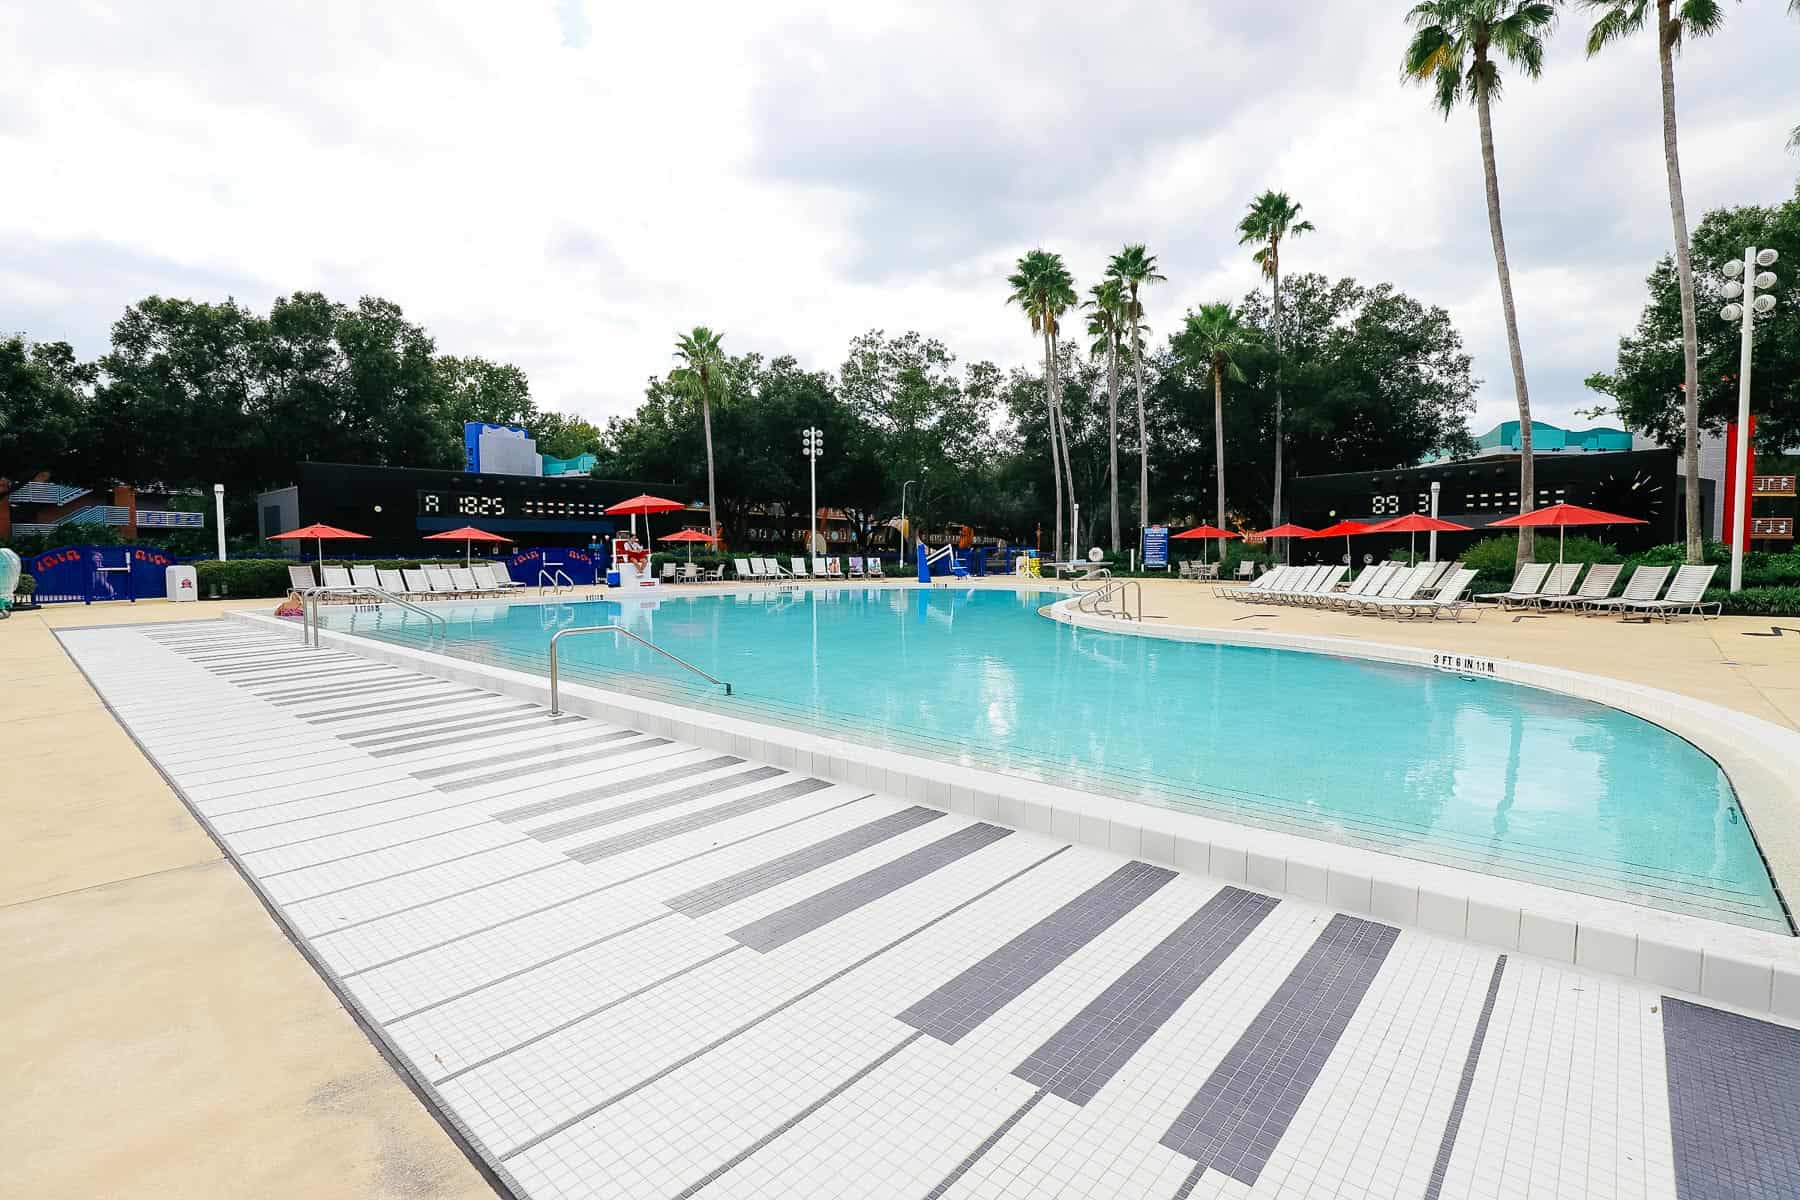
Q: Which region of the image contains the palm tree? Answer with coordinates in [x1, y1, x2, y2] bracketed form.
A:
[1235, 192, 1314, 531]
[1404, 1, 1555, 566]
[1084, 278, 1128, 551]
[1581, 0, 1800, 561]
[670, 326, 726, 538]
[1106, 245, 1164, 543]
[1176, 304, 1254, 528]
[1007, 250, 1079, 559]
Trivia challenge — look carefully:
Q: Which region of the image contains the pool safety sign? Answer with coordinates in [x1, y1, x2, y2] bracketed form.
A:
[1142, 526, 1169, 569]
[1432, 652, 1498, 676]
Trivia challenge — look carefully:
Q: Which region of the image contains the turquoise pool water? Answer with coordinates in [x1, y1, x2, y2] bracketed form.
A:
[320, 586, 1789, 933]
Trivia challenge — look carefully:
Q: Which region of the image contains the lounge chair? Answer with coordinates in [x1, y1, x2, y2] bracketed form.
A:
[1537, 563, 1620, 612]
[1223, 565, 1292, 601]
[826, 557, 845, 579]
[1588, 565, 1673, 618]
[1288, 565, 1348, 605]
[376, 568, 407, 593]
[287, 564, 317, 595]
[1616, 564, 1721, 621]
[1351, 564, 1435, 615]
[472, 564, 524, 591]
[1476, 562, 1552, 609]
[424, 567, 463, 597]
[1235, 560, 1256, 581]
[846, 557, 865, 579]
[1324, 563, 1406, 611]
[1521, 563, 1583, 609]
[809, 557, 829, 579]
[661, 561, 679, 584]
[349, 565, 382, 592]
[1390, 568, 1481, 622]
[448, 567, 495, 596]
[1323, 563, 1393, 608]
[733, 557, 757, 581]
[400, 569, 435, 596]
[319, 565, 353, 590]
[1416, 561, 1452, 593]
[1267, 566, 1332, 605]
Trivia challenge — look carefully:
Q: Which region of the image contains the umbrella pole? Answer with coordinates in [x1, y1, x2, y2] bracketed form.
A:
[1560, 525, 1566, 564]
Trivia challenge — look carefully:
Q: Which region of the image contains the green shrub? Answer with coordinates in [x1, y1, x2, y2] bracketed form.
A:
[15, 573, 34, 596]
[1709, 586, 1800, 617]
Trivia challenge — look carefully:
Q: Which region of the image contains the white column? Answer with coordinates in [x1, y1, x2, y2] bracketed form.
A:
[213, 484, 227, 561]
[1729, 247, 1756, 594]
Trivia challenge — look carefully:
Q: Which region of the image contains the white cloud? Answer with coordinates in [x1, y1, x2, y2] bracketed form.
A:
[1, 0, 1796, 442]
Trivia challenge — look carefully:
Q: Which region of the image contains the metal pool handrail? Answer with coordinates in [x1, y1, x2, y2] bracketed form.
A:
[1072, 577, 1143, 621]
[301, 585, 448, 647]
[548, 624, 733, 715]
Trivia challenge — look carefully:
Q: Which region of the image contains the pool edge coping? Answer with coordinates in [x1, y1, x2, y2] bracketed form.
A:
[228, 607, 1800, 1022]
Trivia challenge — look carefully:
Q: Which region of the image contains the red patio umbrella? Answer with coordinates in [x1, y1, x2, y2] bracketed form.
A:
[605, 493, 688, 540]
[267, 522, 370, 567]
[1172, 523, 1239, 564]
[1249, 522, 1315, 565]
[424, 524, 513, 568]
[1305, 519, 1375, 565]
[1367, 513, 1472, 563]
[658, 528, 719, 561]
[1488, 502, 1646, 562]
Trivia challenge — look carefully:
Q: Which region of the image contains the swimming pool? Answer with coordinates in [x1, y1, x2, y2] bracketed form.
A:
[317, 586, 1788, 933]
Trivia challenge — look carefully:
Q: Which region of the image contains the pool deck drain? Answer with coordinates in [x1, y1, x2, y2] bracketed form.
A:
[44, 616, 1800, 1199]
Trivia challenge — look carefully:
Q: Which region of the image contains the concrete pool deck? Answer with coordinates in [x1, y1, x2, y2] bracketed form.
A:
[8, 590, 1800, 1198]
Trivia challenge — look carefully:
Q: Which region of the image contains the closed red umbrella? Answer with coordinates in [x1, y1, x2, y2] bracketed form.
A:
[424, 524, 513, 568]
[1305, 519, 1375, 564]
[1489, 503, 1646, 562]
[1367, 513, 1472, 563]
[267, 522, 370, 568]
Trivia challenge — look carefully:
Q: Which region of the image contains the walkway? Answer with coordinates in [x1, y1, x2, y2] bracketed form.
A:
[43, 615, 1800, 1199]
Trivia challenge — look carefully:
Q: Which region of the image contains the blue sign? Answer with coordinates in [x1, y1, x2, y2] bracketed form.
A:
[1141, 525, 1169, 569]
[26, 545, 176, 604]
[463, 421, 530, 472]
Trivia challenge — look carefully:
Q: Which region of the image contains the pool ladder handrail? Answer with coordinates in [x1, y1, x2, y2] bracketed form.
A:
[1072, 577, 1143, 621]
[300, 585, 449, 647]
[538, 567, 574, 595]
[548, 624, 733, 715]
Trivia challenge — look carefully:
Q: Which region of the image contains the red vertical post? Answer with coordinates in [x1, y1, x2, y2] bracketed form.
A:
[1723, 417, 1759, 552]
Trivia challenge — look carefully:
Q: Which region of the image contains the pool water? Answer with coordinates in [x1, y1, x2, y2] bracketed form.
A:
[321, 586, 1789, 933]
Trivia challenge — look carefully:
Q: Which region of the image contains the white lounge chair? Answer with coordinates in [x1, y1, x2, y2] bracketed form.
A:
[1521, 563, 1583, 609]
[1267, 566, 1333, 605]
[826, 557, 845, 579]
[449, 567, 494, 596]
[809, 557, 829, 579]
[1283, 565, 1346, 605]
[320, 565, 353, 589]
[1390, 567, 1481, 621]
[424, 567, 462, 596]
[1319, 563, 1392, 609]
[287, 564, 316, 595]
[1476, 562, 1552, 609]
[1235, 559, 1256, 580]
[472, 564, 524, 591]
[865, 557, 884, 580]
[1223, 565, 1293, 601]
[789, 555, 810, 579]
[399, 569, 435, 596]
[1352, 565, 1435, 615]
[1588, 564, 1672, 617]
[1616, 564, 1720, 621]
[349, 565, 381, 591]
[1537, 563, 1619, 611]
[660, 561, 679, 584]
[376, 568, 407, 593]
[733, 557, 757, 581]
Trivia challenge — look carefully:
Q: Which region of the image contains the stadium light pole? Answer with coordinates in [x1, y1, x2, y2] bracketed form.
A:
[801, 426, 824, 556]
[1719, 247, 1780, 593]
[213, 483, 227, 561]
[900, 478, 919, 559]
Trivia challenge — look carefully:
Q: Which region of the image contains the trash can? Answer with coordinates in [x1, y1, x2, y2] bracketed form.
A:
[165, 565, 199, 602]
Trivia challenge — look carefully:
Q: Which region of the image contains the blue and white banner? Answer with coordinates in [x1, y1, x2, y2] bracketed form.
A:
[1141, 525, 1169, 569]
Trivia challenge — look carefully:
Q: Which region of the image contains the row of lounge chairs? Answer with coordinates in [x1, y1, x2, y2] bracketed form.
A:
[1220, 561, 1481, 621]
[1217, 559, 1722, 622]
[1477, 561, 1721, 620]
[733, 556, 888, 582]
[289, 563, 524, 601]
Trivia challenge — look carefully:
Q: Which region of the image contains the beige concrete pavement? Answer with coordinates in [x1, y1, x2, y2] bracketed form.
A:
[1, 599, 495, 1200]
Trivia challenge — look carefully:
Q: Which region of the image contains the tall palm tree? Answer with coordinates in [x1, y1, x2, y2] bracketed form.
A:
[1084, 278, 1128, 551]
[1106, 245, 1164, 543]
[1581, 0, 1798, 562]
[670, 326, 726, 538]
[1176, 303, 1254, 528]
[1007, 250, 1079, 559]
[1235, 191, 1314, 530]
[1404, 1, 1556, 566]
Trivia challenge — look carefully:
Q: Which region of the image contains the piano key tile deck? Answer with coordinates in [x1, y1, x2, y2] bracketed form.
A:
[57, 619, 1800, 1200]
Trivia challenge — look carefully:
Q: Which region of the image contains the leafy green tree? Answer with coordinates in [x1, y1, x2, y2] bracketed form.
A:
[1106, 245, 1164, 538]
[1173, 304, 1255, 527]
[1007, 250, 1079, 559]
[0, 336, 94, 493]
[1587, 182, 1800, 454]
[1576, 0, 1796, 560]
[532, 412, 604, 461]
[1403, 0, 1556, 564]
[1083, 279, 1128, 550]
[1235, 192, 1314, 528]
[670, 327, 728, 536]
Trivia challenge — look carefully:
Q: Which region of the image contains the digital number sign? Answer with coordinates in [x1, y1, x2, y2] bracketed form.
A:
[417, 491, 611, 522]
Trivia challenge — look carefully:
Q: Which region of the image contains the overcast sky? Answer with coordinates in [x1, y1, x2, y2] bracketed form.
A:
[3, 1, 1797, 437]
